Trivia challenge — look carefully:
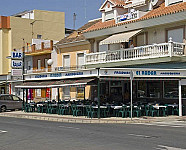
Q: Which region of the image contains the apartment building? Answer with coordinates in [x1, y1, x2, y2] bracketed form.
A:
[0, 9, 65, 94]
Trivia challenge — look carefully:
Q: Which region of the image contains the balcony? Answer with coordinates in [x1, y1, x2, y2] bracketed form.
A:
[25, 65, 85, 74]
[25, 40, 53, 56]
[85, 41, 185, 67]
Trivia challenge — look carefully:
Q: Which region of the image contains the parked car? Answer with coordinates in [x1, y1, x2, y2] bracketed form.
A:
[0, 94, 23, 112]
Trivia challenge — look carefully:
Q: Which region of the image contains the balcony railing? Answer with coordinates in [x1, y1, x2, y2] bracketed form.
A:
[25, 40, 53, 54]
[25, 65, 85, 74]
[85, 41, 185, 65]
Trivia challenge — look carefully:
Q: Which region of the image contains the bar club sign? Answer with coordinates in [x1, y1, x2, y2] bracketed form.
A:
[11, 51, 23, 77]
[11, 52, 23, 69]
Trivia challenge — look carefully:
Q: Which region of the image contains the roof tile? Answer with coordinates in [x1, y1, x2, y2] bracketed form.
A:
[85, 2, 186, 33]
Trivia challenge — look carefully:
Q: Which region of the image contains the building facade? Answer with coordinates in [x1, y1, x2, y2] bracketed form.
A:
[0, 10, 65, 94]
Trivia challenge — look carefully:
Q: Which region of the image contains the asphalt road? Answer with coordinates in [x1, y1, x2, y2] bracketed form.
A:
[0, 117, 186, 150]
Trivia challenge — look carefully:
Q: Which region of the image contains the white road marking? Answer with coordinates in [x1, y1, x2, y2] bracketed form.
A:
[0, 130, 8, 133]
[156, 145, 186, 150]
[128, 133, 151, 138]
[132, 121, 186, 128]
[59, 126, 80, 130]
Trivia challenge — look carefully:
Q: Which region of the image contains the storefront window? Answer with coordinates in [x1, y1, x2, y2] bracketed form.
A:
[182, 85, 186, 98]
[76, 87, 84, 99]
[36, 89, 41, 97]
[164, 81, 178, 99]
[137, 81, 161, 98]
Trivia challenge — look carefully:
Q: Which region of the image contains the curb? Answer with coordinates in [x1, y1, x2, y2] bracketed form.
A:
[0, 113, 154, 124]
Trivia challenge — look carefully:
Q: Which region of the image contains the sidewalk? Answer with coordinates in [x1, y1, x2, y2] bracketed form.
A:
[0, 111, 185, 124]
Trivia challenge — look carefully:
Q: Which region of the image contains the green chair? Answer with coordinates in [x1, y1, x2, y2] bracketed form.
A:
[46, 104, 57, 114]
[172, 106, 179, 115]
[71, 105, 82, 117]
[86, 106, 97, 118]
[102, 106, 111, 118]
[149, 105, 159, 117]
[160, 106, 168, 116]
[58, 104, 68, 115]
[133, 106, 141, 117]
[118, 106, 127, 118]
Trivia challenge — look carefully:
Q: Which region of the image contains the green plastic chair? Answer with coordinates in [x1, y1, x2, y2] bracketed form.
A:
[118, 106, 127, 118]
[133, 106, 141, 117]
[58, 104, 68, 115]
[86, 106, 97, 118]
[71, 105, 82, 117]
[149, 105, 159, 117]
[102, 106, 111, 118]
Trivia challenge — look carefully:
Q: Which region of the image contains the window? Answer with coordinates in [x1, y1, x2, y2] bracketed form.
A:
[77, 53, 84, 69]
[167, 27, 184, 43]
[63, 55, 70, 69]
[12, 96, 20, 101]
[164, 81, 178, 99]
[5, 96, 12, 100]
[137, 81, 161, 98]
[37, 34, 42, 39]
[63, 87, 70, 99]
[76, 87, 84, 99]
[45, 59, 48, 69]
[37, 59, 41, 70]
[35, 89, 41, 97]
[27, 61, 31, 70]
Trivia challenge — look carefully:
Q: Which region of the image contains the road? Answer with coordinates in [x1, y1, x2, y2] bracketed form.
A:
[0, 117, 186, 150]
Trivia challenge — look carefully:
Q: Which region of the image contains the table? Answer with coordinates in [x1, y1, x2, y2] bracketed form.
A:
[153, 105, 167, 109]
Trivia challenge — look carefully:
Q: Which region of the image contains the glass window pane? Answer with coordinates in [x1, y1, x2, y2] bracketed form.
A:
[164, 81, 178, 99]
[12, 96, 20, 101]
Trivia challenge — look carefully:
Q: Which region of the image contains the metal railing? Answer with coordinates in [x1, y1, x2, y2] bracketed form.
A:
[85, 41, 185, 65]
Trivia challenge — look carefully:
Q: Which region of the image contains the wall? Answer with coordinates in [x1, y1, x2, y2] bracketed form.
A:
[147, 22, 186, 44]
[10, 10, 65, 51]
[0, 28, 11, 75]
[57, 44, 90, 67]
[32, 53, 51, 70]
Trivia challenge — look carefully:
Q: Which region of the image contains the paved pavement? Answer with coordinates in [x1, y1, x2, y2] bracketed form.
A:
[0, 117, 186, 150]
[0, 110, 186, 124]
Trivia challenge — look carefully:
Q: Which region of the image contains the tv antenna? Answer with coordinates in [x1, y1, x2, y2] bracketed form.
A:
[73, 13, 77, 30]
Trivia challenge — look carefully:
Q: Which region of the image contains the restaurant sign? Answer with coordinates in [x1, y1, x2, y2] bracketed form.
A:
[25, 69, 98, 80]
[100, 69, 186, 78]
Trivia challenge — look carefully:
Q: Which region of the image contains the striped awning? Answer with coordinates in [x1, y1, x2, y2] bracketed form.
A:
[100, 29, 142, 45]
[15, 79, 95, 89]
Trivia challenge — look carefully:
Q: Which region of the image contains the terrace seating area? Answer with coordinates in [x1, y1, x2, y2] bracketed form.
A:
[23, 100, 185, 118]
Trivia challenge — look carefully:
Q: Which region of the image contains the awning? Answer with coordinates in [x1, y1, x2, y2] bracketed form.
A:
[15, 79, 95, 89]
[100, 29, 142, 45]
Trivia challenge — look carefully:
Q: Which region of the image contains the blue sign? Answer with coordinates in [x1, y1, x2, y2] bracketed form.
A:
[50, 73, 62, 77]
[136, 71, 157, 76]
[114, 71, 130, 75]
[11, 52, 23, 59]
[35, 75, 47, 78]
[11, 60, 23, 68]
[65, 72, 83, 76]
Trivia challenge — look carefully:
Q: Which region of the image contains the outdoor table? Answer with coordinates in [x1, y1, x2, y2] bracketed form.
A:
[153, 105, 167, 109]
[111, 106, 122, 110]
[167, 104, 178, 108]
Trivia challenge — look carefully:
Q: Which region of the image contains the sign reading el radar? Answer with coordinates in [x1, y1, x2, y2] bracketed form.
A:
[11, 60, 23, 68]
[11, 52, 23, 59]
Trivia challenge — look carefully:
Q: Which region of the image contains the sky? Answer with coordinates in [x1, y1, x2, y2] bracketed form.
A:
[0, 0, 103, 29]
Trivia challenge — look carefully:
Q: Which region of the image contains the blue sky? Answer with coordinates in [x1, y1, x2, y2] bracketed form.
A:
[0, 0, 103, 29]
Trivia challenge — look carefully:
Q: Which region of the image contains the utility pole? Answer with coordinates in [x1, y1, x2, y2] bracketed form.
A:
[73, 13, 77, 30]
